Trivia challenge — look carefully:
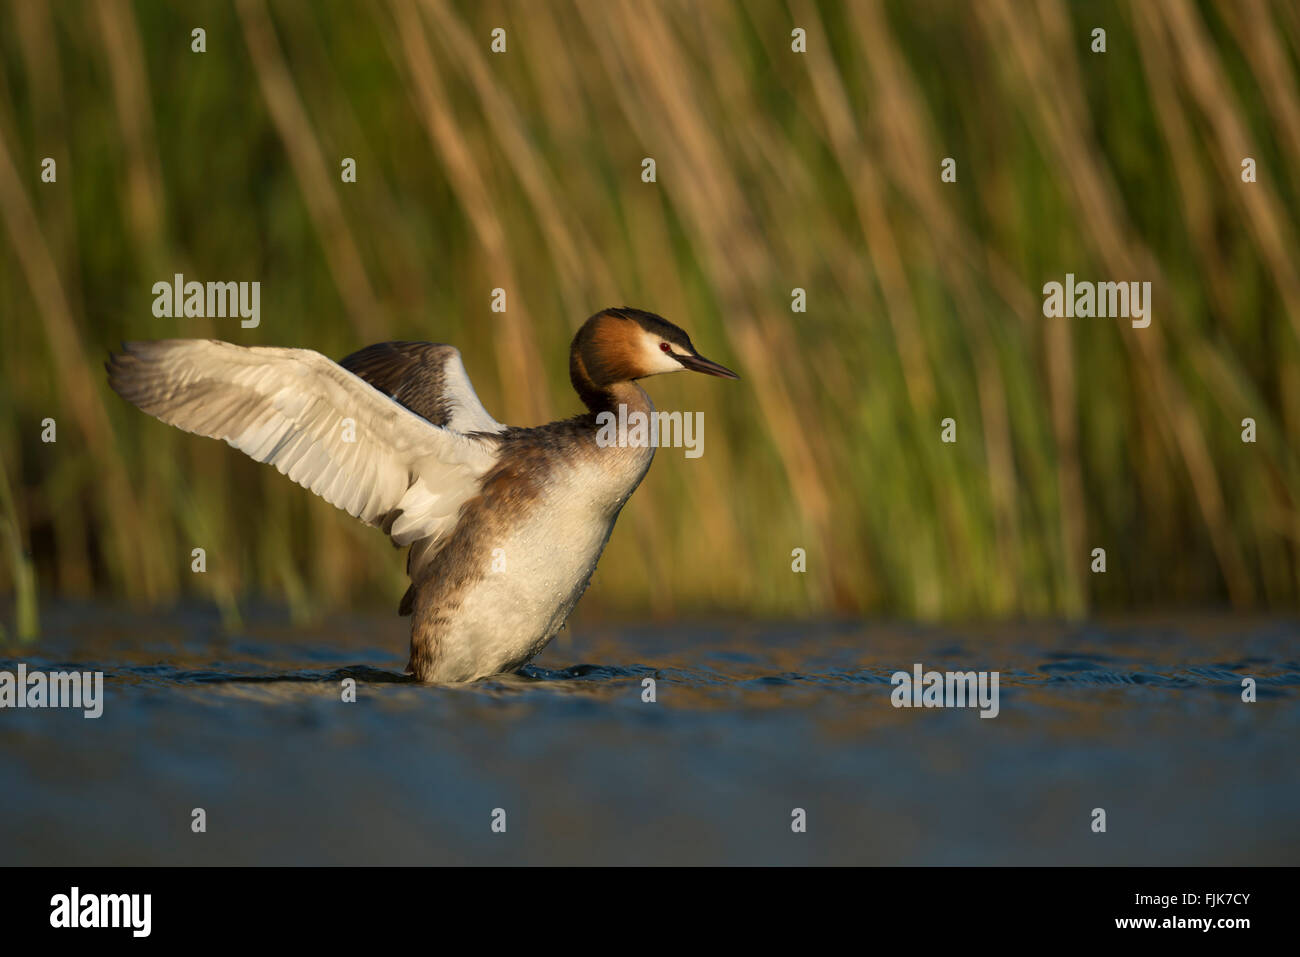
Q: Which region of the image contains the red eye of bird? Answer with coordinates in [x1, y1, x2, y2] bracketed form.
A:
[660, 342, 672, 353]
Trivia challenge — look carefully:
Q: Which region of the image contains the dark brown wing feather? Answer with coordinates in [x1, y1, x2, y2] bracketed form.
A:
[339, 342, 461, 428]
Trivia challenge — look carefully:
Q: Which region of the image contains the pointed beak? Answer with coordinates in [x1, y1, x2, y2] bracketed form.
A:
[676, 351, 739, 379]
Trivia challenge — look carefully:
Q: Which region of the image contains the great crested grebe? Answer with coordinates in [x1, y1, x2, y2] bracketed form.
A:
[107, 307, 738, 682]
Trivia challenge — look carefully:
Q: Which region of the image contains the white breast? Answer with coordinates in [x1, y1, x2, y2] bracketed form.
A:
[429, 443, 654, 682]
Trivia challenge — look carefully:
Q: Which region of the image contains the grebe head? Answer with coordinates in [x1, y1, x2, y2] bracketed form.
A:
[570, 307, 739, 392]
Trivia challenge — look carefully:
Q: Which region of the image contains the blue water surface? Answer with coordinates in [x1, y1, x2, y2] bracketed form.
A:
[0, 602, 1296, 865]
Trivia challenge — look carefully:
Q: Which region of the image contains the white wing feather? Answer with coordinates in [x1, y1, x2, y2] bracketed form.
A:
[108, 339, 498, 550]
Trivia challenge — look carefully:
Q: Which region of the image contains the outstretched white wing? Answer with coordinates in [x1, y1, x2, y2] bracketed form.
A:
[107, 339, 499, 548]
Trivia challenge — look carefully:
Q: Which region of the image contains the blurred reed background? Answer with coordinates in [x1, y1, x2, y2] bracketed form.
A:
[2, 0, 1299, 638]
